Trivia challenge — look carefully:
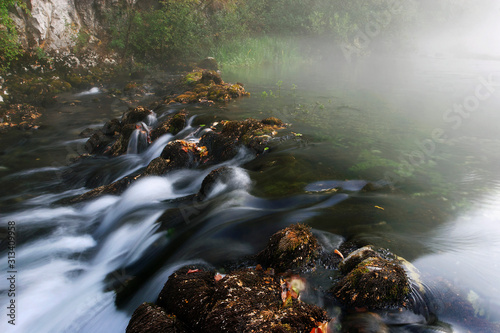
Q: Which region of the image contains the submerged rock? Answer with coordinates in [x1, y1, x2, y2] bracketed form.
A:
[257, 224, 320, 273]
[0, 103, 41, 131]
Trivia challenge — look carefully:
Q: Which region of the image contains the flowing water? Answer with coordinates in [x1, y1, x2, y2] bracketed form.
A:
[1, 54, 500, 332]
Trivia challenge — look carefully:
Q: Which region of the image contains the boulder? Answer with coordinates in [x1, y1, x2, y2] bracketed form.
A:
[126, 303, 186, 333]
[332, 247, 410, 309]
[121, 106, 153, 125]
[256, 224, 320, 273]
[156, 265, 217, 330]
[150, 112, 186, 140]
[152, 265, 330, 333]
[196, 166, 234, 200]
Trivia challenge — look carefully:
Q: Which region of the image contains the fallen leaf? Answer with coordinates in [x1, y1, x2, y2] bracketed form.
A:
[375, 205, 385, 210]
[187, 269, 200, 274]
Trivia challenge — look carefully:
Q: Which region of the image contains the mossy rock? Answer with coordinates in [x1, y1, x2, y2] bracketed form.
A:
[156, 265, 216, 330]
[338, 245, 382, 275]
[110, 123, 137, 156]
[150, 266, 329, 333]
[332, 256, 410, 309]
[256, 224, 320, 273]
[150, 112, 187, 140]
[126, 303, 187, 333]
[121, 106, 152, 125]
[204, 269, 328, 333]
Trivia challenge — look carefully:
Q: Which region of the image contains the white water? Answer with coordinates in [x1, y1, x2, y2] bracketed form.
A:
[0, 120, 261, 332]
[74, 87, 101, 97]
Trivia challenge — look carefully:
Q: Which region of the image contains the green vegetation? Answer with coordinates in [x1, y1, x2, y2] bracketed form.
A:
[103, 0, 419, 68]
[0, 0, 27, 70]
[0, 0, 489, 70]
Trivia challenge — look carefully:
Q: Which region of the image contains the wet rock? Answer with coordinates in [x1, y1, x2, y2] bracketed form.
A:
[102, 118, 122, 136]
[257, 224, 320, 273]
[341, 312, 389, 333]
[79, 127, 95, 138]
[338, 245, 382, 274]
[110, 123, 137, 156]
[126, 303, 186, 333]
[204, 269, 329, 333]
[168, 70, 249, 104]
[198, 57, 219, 71]
[156, 265, 216, 330]
[143, 157, 171, 176]
[160, 140, 207, 170]
[332, 254, 410, 309]
[151, 265, 330, 333]
[121, 106, 152, 125]
[197, 166, 234, 200]
[84, 130, 114, 155]
[262, 117, 284, 127]
[200, 70, 223, 85]
[150, 112, 186, 140]
[64, 176, 137, 204]
[199, 118, 285, 162]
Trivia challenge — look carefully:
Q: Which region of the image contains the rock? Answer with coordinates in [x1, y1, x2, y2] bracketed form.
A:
[198, 57, 219, 71]
[160, 140, 207, 170]
[152, 265, 330, 333]
[204, 270, 329, 333]
[332, 255, 410, 309]
[143, 157, 171, 176]
[261, 117, 284, 127]
[126, 303, 187, 333]
[199, 118, 285, 163]
[84, 130, 113, 154]
[340, 312, 389, 333]
[110, 123, 138, 156]
[338, 245, 382, 274]
[200, 70, 223, 85]
[63, 176, 137, 204]
[150, 112, 186, 140]
[156, 265, 216, 330]
[79, 127, 95, 138]
[102, 118, 122, 136]
[169, 70, 249, 104]
[256, 224, 320, 273]
[197, 166, 234, 200]
[121, 106, 152, 125]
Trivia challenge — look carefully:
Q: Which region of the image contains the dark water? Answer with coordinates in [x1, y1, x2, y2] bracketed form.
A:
[1, 54, 500, 332]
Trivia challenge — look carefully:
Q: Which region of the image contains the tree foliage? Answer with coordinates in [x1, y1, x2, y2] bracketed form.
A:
[0, 0, 27, 70]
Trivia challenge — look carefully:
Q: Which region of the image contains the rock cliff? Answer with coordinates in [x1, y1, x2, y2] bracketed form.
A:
[10, 0, 159, 52]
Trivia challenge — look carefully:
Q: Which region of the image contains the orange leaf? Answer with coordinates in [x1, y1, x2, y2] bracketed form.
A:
[187, 269, 200, 274]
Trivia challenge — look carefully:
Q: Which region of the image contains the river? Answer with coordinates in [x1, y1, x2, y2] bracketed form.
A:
[1, 53, 500, 332]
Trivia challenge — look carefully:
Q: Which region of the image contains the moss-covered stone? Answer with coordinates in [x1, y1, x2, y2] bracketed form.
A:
[338, 245, 382, 275]
[332, 256, 410, 309]
[126, 303, 187, 333]
[169, 69, 249, 104]
[150, 265, 330, 333]
[121, 106, 152, 125]
[150, 112, 186, 140]
[256, 224, 320, 273]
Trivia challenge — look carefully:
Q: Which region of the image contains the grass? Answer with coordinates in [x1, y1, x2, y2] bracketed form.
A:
[210, 35, 307, 68]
